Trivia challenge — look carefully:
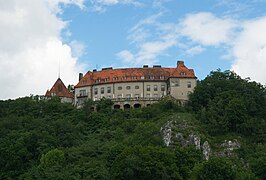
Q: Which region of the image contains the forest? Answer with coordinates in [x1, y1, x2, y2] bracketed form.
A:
[0, 70, 266, 179]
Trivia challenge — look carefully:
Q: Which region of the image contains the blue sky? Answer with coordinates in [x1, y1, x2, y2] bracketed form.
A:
[60, 0, 266, 79]
[1, 0, 266, 99]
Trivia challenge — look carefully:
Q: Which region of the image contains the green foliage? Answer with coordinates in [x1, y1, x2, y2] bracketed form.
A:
[250, 156, 266, 180]
[40, 148, 65, 168]
[96, 98, 114, 112]
[191, 157, 236, 180]
[110, 146, 182, 180]
[189, 70, 266, 141]
[82, 98, 95, 115]
[0, 69, 265, 179]
[175, 146, 203, 179]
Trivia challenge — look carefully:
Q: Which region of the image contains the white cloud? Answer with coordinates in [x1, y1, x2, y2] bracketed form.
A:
[118, 12, 237, 66]
[0, 0, 84, 99]
[89, 0, 143, 12]
[231, 16, 266, 84]
[118, 13, 179, 66]
[185, 45, 205, 56]
[70, 40, 86, 58]
[116, 50, 134, 63]
[178, 12, 266, 84]
[180, 12, 238, 46]
[152, 0, 172, 9]
[46, 0, 85, 13]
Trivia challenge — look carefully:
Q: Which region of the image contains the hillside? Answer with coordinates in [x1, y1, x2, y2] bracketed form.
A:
[0, 70, 266, 179]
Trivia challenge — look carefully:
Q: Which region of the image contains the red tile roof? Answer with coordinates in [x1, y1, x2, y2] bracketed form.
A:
[45, 78, 74, 98]
[75, 62, 196, 88]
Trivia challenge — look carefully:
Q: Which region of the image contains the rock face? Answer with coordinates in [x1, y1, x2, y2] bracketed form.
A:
[202, 141, 211, 160]
[188, 134, 201, 150]
[161, 121, 172, 147]
[220, 139, 241, 156]
[161, 121, 210, 160]
[161, 121, 241, 160]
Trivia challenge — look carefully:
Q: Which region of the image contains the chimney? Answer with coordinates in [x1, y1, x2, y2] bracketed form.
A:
[143, 65, 148, 68]
[79, 73, 83, 81]
[153, 65, 161, 68]
[93, 69, 97, 72]
[177, 60, 184, 67]
[102, 67, 113, 71]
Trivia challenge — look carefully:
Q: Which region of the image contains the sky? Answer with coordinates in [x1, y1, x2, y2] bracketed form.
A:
[1, 0, 266, 99]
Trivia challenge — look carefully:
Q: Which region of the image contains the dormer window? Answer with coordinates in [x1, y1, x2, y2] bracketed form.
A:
[96, 79, 101, 83]
[113, 77, 118, 81]
[141, 76, 145, 80]
[122, 76, 126, 80]
[148, 76, 154, 80]
[131, 76, 137, 80]
[82, 80, 86, 85]
[181, 72, 186, 76]
[160, 76, 164, 80]
[104, 78, 108, 82]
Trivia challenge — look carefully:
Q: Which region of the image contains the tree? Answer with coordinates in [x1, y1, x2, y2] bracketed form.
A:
[175, 146, 202, 179]
[40, 148, 65, 168]
[96, 98, 114, 112]
[111, 146, 181, 179]
[189, 70, 266, 138]
[191, 157, 236, 180]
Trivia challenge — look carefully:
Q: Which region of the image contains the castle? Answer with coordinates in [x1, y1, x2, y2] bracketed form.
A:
[45, 61, 197, 109]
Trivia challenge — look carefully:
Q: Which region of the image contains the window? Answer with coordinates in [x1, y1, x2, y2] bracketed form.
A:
[107, 86, 111, 93]
[187, 81, 191, 88]
[154, 85, 158, 91]
[118, 86, 122, 90]
[146, 93, 150, 97]
[126, 86, 131, 90]
[94, 96, 98, 101]
[171, 80, 179, 87]
[122, 76, 126, 80]
[107, 96, 111, 99]
[94, 88, 98, 95]
[160, 76, 164, 80]
[161, 85, 165, 91]
[104, 78, 108, 82]
[141, 76, 145, 80]
[154, 94, 158, 97]
[113, 77, 118, 81]
[79, 90, 86, 96]
[51, 92, 56, 96]
[147, 85, 150, 91]
[101, 87, 104, 94]
[135, 85, 139, 89]
[135, 94, 140, 99]
[82, 80, 86, 85]
[117, 94, 122, 99]
[126, 94, 131, 99]
[181, 72, 186, 76]
[131, 76, 137, 80]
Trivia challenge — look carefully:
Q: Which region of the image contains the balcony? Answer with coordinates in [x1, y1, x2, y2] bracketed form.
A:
[110, 97, 162, 102]
[76, 93, 89, 98]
